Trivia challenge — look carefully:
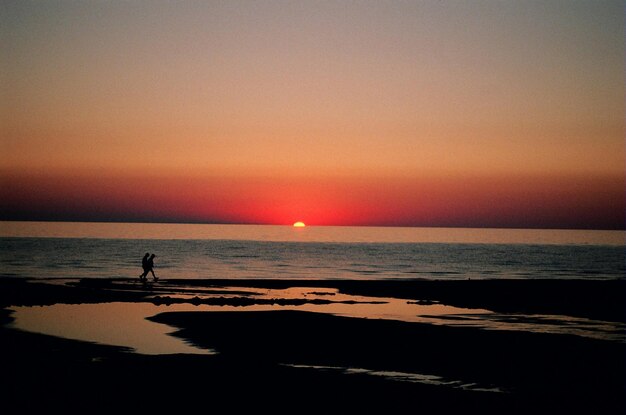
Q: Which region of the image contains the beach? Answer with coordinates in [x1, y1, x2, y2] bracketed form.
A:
[3, 0, 624, 412]
[1, 277, 624, 414]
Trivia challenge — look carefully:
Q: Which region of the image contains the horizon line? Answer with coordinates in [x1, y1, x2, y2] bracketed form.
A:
[0, 219, 623, 232]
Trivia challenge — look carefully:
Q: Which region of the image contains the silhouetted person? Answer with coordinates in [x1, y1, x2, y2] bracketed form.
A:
[146, 254, 158, 281]
[139, 253, 150, 281]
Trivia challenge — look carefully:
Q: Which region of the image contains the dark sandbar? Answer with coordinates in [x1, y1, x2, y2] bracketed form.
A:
[2, 277, 624, 322]
[1, 277, 624, 414]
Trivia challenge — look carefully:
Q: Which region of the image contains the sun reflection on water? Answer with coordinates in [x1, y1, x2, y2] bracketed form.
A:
[8, 284, 625, 355]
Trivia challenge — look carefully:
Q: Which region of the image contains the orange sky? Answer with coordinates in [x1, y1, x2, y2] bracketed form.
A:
[1, 1, 624, 229]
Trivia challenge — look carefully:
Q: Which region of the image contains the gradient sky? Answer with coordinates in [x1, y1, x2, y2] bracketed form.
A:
[1, 0, 624, 229]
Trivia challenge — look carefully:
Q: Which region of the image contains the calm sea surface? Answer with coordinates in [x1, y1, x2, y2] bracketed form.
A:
[0, 221, 624, 280]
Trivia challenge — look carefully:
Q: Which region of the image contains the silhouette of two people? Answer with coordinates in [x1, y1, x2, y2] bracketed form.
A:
[139, 253, 158, 282]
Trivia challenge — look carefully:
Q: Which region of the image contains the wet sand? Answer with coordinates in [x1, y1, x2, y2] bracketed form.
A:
[1, 277, 624, 414]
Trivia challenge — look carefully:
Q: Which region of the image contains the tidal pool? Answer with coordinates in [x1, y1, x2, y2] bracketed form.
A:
[8, 286, 623, 355]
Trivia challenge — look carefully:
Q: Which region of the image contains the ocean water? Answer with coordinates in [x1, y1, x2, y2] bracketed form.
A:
[0, 222, 623, 280]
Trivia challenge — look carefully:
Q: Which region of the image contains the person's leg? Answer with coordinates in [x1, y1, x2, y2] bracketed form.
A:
[150, 269, 158, 281]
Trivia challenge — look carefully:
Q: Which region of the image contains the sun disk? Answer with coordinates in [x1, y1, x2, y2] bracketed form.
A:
[293, 221, 306, 227]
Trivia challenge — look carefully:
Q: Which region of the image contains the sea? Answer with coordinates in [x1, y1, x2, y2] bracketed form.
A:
[1, 221, 624, 281]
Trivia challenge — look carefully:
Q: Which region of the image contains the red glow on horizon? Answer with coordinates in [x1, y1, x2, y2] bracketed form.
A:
[1, 171, 624, 230]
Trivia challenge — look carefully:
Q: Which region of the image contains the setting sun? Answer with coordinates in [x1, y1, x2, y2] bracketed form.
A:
[293, 222, 306, 228]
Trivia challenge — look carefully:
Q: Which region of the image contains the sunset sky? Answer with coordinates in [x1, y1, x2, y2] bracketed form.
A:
[1, 0, 624, 229]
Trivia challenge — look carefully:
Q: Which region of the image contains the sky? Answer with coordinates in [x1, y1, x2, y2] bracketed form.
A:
[1, 0, 624, 229]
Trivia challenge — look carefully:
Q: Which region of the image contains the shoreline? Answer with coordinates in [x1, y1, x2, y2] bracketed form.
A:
[2, 277, 624, 322]
[1, 277, 624, 413]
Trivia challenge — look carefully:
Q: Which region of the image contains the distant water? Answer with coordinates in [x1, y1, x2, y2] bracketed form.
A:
[0, 222, 624, 280]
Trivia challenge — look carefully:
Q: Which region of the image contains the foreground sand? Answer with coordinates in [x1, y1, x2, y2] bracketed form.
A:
[1, 277, 624, 414]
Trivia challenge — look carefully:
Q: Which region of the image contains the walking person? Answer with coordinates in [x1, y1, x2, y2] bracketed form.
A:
[139, 253, 150, 281]
[146, 253, 158, 282]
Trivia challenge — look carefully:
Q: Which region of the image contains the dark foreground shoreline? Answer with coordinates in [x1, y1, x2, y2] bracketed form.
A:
[1, 277, 624, 413]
